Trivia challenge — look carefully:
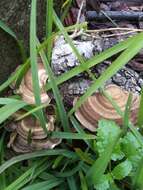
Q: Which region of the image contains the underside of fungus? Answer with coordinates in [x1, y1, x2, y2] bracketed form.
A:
[74, 84, 140, 132]
[18, 59, 50, 105]
[9, 115, 61, 153]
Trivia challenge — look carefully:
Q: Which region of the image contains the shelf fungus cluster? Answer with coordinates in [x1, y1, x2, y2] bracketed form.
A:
[8, 58, 61, 153]
[74, 84, 140, 132]
[8, 116, 61, 153]
[17, 60, 50, 105]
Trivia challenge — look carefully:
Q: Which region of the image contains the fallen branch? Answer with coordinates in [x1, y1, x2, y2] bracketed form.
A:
[87, 11, 143, 22]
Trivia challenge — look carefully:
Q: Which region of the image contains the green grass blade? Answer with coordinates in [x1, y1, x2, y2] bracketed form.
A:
[51, 131, 96, 140]
[15, 103, 49, 121]
[0, 20, 26, 62]
[61, 0, 73, 22]
[0, 58, 30, 93]
[0, 149, 76, 175]
[45, 34, 136, 91]
[0, 98, 22, 105]
[37, 39, 70, 132]
[75, 148, 94, 165]
[79, 171, 88, 190]
[0, 22, 131, 93]
[67, 176, 78, 190]
[70, 116, 93, 149]
[69, 32, 143, 115]
[137, 88, 143, 129]
[30, 0, 47, 132]
[46, 0, 53, 61]
[53, 162, 82, 178]
[86, 133, 121, 186]
[53, 10, 95, 80]
[123, 93, 132, 134]
[0, 101, 27, 125]
[0, 132, 6, 190]
[4, 159, 49, 190]
[22, 179, 63, 190]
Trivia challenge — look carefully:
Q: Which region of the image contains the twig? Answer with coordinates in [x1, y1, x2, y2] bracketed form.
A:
[86, 27, 143, 33]
[73, 0, 84, 35]
[101, 31, 138, 38]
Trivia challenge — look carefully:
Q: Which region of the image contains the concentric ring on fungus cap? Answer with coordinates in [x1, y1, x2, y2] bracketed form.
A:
[12, 135, 61, 153]
[16, 115, 55, 140]
[11, 115, 61, 153]
[18, 61, 51, 105]
[74, 84, 140, 132]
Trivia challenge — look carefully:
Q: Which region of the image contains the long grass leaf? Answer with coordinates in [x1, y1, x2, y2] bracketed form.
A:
[0, 101, 27, 125]
[69, 32, 143, 115]
[45, 34, 136, 91]
[46, 0, 53, 61]
[123, 93, 132, 134]
[22, 179, 63, 190]
[137, 88, 143, 129]
[0, 20, 26, 62]
[79, 171, 88, 190]
[4, 159, 49, 190]
[67, 176, 78, 190]
[0, 132, 6, 190]
[30, 0, 47, 132]
[37, 39, 70, 132]
[51, 131, 96, 140]
[0, 149, 77, 175]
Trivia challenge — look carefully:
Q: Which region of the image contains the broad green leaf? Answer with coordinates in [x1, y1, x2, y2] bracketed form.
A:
[112, 159, 132, 180]
[96, 120, 124, 161]
[86, 120, 121, 186]
[133, 157, 143, 190]
[94, 175, 110, 190]
[121, 132, 143, 171]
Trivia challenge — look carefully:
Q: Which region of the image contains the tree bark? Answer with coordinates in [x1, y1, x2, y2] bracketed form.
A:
[0, 0, 62, 85]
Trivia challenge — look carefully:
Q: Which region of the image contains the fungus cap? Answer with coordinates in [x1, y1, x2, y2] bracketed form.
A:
[74, 84, 140, 131]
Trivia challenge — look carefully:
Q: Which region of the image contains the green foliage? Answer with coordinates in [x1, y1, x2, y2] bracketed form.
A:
[86, 120, 121, 186]
[96, 120, 124, 161]
[0, 0, 143, 189]
[111, 159, 132, 180]
[0, 20, 26, 62]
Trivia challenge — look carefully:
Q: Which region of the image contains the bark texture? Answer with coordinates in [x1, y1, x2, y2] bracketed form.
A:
[0, 0, 61, 85]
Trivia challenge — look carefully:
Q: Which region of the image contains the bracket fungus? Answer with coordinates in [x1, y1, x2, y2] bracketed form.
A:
[74, 84, 140, 132]
[9, 116, 61, 153]
[18, 60, 50, 105]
